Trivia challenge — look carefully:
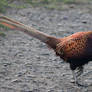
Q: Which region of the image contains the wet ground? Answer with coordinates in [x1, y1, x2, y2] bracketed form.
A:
[0, 4, 92, 92]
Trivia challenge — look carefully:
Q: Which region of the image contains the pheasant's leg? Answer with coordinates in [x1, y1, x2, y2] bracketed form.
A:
[70, 64, 84, 86]
[72, 67, 85, 86]
[76, 66, 83, 78]
[72, 70, 79, 85]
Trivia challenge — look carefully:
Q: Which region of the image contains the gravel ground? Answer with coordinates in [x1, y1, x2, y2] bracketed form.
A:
[0, 5, 92, 92]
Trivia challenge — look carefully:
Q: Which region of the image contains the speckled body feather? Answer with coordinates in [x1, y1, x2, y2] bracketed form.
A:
[56, 31, 92, 70]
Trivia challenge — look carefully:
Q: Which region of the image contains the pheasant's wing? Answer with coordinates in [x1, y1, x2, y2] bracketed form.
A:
[56, 37, 87, 60]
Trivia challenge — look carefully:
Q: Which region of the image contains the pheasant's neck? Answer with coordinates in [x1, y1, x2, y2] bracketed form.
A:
[46, 37, 62, 50]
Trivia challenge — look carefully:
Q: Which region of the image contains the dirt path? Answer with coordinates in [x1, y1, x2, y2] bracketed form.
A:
[0, 6, 92, 92]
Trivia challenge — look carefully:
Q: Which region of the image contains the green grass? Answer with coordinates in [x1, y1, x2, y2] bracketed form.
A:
[25, 0, 92, 10]
[0, 0, 92, 12]
[0, 0, 27, 13]
[8, 4, 26, 9]
[0, 0, 8, 13]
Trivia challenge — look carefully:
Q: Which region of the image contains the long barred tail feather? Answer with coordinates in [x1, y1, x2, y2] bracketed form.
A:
[0, 14, 61, 49]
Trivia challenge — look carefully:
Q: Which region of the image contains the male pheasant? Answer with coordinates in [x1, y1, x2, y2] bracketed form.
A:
[0, 14, 92, 86]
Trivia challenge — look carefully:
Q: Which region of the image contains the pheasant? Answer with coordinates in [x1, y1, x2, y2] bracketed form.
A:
[0, 14, 92, 86]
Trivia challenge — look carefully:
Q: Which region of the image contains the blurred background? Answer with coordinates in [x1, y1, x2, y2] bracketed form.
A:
[0, 0, 92, 92]
[0, 0, 92, 12]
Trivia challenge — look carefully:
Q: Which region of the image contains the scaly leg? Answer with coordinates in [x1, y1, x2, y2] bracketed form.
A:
[76, 66, 83, 78]
[72, 70, 79, 85]
[72, 66, 84, 86]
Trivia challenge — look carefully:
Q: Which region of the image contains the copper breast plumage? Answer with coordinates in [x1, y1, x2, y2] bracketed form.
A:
[56, 31, 92, 60]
